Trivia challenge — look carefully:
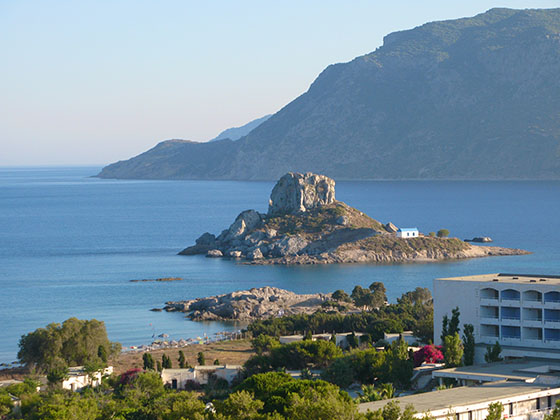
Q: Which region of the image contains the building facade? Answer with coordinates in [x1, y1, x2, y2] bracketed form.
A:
[434, 274, 560, 362]
[62, 366, 113, 392]
[396, 228, 419, 238]
[161, 365, 241, 389]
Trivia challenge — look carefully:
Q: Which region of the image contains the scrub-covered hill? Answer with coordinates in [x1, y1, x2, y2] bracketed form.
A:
[98, 8, 560, 180]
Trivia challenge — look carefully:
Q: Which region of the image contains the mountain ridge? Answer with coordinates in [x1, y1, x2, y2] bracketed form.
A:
[98, 8, 560, 180]
[210, 114, 271, 142]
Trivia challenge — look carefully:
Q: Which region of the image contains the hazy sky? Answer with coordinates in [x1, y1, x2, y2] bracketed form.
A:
[1, 1, 559, 166]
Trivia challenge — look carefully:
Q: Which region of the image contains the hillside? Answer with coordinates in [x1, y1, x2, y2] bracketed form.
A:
[98, 8, 560, 180]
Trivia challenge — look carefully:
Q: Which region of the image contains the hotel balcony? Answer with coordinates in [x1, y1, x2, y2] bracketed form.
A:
[480, 298, 499, 306]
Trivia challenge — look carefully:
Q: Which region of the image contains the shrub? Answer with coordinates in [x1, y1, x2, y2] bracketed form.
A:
[437, 229, 450, 238]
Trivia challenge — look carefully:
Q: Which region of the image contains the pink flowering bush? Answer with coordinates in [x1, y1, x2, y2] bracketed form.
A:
[413, 345, 444, 367]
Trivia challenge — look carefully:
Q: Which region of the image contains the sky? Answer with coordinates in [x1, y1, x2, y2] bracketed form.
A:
[1, 1, 559, 166]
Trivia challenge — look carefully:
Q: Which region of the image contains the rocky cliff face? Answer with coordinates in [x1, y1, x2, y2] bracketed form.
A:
[98, 8, 560, 181]
[179, 172, 529, 264]
[268, 172, 336, 215]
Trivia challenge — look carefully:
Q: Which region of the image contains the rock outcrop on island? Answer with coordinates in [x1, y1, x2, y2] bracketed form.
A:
[164, 286, 331, 321]
[268, 173, 336, 215]
[179, 172, 529, 265]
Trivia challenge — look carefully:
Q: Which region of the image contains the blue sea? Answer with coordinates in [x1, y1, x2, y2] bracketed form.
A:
[1, 167, 559, 364]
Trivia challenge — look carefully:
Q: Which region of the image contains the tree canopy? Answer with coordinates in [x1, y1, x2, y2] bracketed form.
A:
[17, 318, 120, 372]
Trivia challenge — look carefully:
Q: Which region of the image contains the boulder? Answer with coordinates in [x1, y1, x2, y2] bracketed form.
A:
[196, 232, 216, 246]
[385, 222, 398, 233]
[179, 232, 217, 255]
[336, 215, 349, 226]
[266, 229, 277, 239]
[271, 236, 309, 257]
[224, 210, 263, 241]
[247, 248, 264, 260]
[245, 231, 266, 244]
[228, 250, 243, 258]
[268, 172, 336, 215]
[206, 249, 223, 258]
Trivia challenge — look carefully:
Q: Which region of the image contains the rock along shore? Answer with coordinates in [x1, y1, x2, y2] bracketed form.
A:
[164, 286, 332, 321]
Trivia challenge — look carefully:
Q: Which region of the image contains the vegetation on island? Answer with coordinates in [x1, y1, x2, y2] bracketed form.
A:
[264, 202, 384, 237]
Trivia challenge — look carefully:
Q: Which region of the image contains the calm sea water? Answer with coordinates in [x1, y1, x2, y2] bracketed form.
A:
[1, 167, 559, 364]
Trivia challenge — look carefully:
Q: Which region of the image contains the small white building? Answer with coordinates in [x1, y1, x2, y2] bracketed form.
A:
[161, 365, 241, 389]
[396, 228, 419, 238]
[62, 366, 113, 392]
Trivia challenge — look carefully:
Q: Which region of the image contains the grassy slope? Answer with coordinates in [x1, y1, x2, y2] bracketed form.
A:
[263, 201, 469, 255]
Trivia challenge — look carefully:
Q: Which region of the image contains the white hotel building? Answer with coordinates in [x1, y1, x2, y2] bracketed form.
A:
[434, 273, 560, 362]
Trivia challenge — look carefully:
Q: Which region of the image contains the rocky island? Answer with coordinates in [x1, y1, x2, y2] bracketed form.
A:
[179, 172, 528, 265]
[164, 286, 333, 321]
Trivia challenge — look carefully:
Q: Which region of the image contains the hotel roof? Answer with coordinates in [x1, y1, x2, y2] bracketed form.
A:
[358, 381, 554, 414]
[436, 273, 560, 285]
[432, 357, 560, 383]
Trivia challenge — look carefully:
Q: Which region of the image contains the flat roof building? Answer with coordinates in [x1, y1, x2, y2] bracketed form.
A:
[359, 381, 560, 420]
[434, 273, 560, 362]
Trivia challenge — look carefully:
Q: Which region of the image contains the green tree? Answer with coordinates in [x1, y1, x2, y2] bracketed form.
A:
[441, 307, 460, 343]
[369, 282, 388, 308]
[369, 401, 416, 420]
[332, 289, 351, 302]
[214, 359, 221, 365]
[387, 338, 413, 388]
[33, 392, 99, 420]
[304, 330, 313, 341]
[197, 352, 206, 366]
[357, 384, 382, 403]
[485, 402, 504, 420]
[320, 356, 355, 388]
[444, 332, 463, 368]
[462, 324, 475, 366]
[162, 354, 172, 369]
[440, 315, 449, 343]
[347, 332, 359, 349]
[544, 400, 560, 420]
[97, 345, 108, 363]
[46, 365, 69, 386]
[0, 393, 12, 418]
[448, 307, 461, 335]
[143, 353, 155, 370]
[156, 360, 162, 372]
[219, 390, 264, 420]
[17, 318, 120, 372]
[484, 342, 503, 363]
[284, 385, 359, 420]
[437, 229, 450, 238]
[413, 312, 433, 344]
[178, 350, 186, 368]
[429, 232, 436, 237]
[251, 334, 280, 355]
[236, 371, 294, 411]
[351, 285, 372, 309]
